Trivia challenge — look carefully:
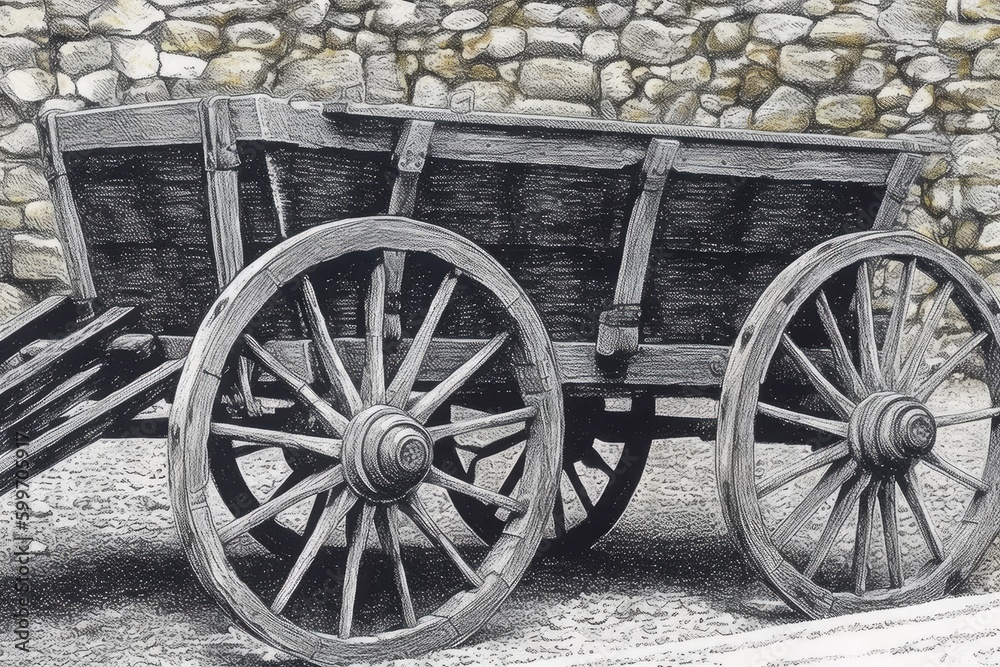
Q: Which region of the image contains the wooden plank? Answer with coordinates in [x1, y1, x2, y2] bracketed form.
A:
[0, 296, 76, 363]
[0, 358, 182, 495]
[201, 97, 245, 286]
[329, 102, 918, 153]
[673, 143, 896, 183]
[4, 334, 161, 445]
[429, 126, 649, 170]
[51, 100, 203, 151]
[598, 139, 679, 357]
[229, 94, 392, 152]
[145, 336, 732, 387]
[41, 114, 97, 299]
[0, 307, 138, 425]
[872, 152, 924, 230]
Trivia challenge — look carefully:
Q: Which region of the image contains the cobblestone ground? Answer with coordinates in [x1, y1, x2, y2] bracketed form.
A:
[5, 386, 1000, 666]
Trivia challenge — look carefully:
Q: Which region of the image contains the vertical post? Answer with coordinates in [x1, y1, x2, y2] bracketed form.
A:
[384, 120, 435, 339]
[39, 112, 97, 301]
[597, 138, 680, 357]
[200, 96, 244, 287]
[872, 152, 923, 231]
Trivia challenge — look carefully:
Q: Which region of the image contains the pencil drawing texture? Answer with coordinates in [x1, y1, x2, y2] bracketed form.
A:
[3, 0, 1000, 664]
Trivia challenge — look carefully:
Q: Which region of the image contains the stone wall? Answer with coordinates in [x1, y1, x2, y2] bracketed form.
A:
[0, 0, 999, 323]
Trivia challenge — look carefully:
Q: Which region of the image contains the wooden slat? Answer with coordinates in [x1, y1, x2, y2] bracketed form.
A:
[0, 307, 138, 424]
[429, 126, 648, 170]
[0, 358, 182, 495]
[201, 97, 244, 286]
[872, 152, 924, 230]
[0, 296, 76, 363]
[385, 120, 435, 339]
[50, 100, 203, 151]
[229, 94, 392, 152]
[597, 139, 680, 356]
[150, 336, 733, 387]
[5, 334, 163, 442]
[330, 102, 917, 153]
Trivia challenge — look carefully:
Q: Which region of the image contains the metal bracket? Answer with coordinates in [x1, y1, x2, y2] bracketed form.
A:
[597, 138, 680, 358]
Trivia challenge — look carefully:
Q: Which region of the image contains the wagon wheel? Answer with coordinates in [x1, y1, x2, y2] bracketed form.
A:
[719, 230, 1000, 618]
[169, 217, 563, 663]
[434, 394, 653, 553]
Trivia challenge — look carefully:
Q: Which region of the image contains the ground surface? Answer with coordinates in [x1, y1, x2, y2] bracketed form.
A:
[5, 384, 1000, 667]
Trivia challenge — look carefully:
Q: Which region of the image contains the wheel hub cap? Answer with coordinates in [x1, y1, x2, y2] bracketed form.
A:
[342, 405, 432, 502]
[849, 392, 937, 469]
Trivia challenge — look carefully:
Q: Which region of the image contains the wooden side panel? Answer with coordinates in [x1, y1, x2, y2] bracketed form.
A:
[641, 174, 885, 346]
[64, 145, 219, 334]
[413, 157, 643, 342]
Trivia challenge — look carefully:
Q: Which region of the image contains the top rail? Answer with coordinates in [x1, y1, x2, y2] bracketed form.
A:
[48, 94, 919, 155]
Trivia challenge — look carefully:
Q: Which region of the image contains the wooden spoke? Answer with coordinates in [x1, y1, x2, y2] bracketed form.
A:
[340, 502, 375, 639]
[898, 468, 946, 562]
[401, 495, 484, 588]
[936, 406, 1000, 427]
[772, 459, 858, 548]
[218, 465, 344, 543]
[271, 486, 357, 614]
[896, 281, 955, 392]
[211, 423, 341, 459]
[922, 452, 989, 493]
[881, 259, 915, 386]
[457, 429, 526, 458]
[425, 467, 527, 514]
[553, 488, 567, 538]
[243, 335, 348, 436]
[300, 275, 363, 416]
[235, 355, 264, 417]
[374, 506, 416, 628]
[579, 447, 616, 480]
[428, 406, 535, 442]
[498, 448, 527, 498]
[409, 333, 509, 422]
[815, 290, 866, 400]
[781, 334, 855, 418]
[756, 441, 850, 498]
[914, 332, 988, 402]
[362, 261, 387, 406]
[805, 472, 871, 579]
[564, 463, 595, 513]
[758, 402, 849, 437]
[853, 480, 879, 595]
[878, 480, 904, 588]
[855, 262, 882, 391]
[385, 271, 458, 408]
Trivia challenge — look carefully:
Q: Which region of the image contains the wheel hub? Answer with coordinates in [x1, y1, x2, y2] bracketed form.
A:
[849, 392, 937, 470]
[342, 405, 433, 502]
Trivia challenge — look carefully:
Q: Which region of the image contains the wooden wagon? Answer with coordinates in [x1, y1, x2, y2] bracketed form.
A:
[3, 92, 1000, 664]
